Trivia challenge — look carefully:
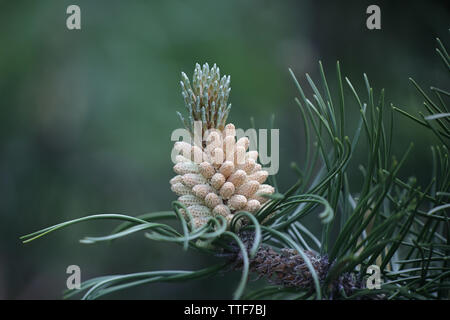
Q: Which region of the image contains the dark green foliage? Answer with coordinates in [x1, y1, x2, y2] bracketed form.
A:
[21, 37, 449, 300]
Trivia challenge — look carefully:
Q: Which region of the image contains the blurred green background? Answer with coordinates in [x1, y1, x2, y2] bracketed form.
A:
[1, 0, 448, 299]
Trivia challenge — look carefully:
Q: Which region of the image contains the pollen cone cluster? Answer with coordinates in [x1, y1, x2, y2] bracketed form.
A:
[171, 63, 274, 229]
[170, 123, 274, 228]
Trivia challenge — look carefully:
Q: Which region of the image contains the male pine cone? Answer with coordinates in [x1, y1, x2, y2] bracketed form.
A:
[170, 63, 274, 228]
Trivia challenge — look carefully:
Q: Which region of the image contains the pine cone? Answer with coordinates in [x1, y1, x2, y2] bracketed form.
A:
[171, 63, 274, 228]
[170, 123, 274, 228]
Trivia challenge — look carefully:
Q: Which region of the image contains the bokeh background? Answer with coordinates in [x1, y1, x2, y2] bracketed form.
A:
[1, 0, 449, 299]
